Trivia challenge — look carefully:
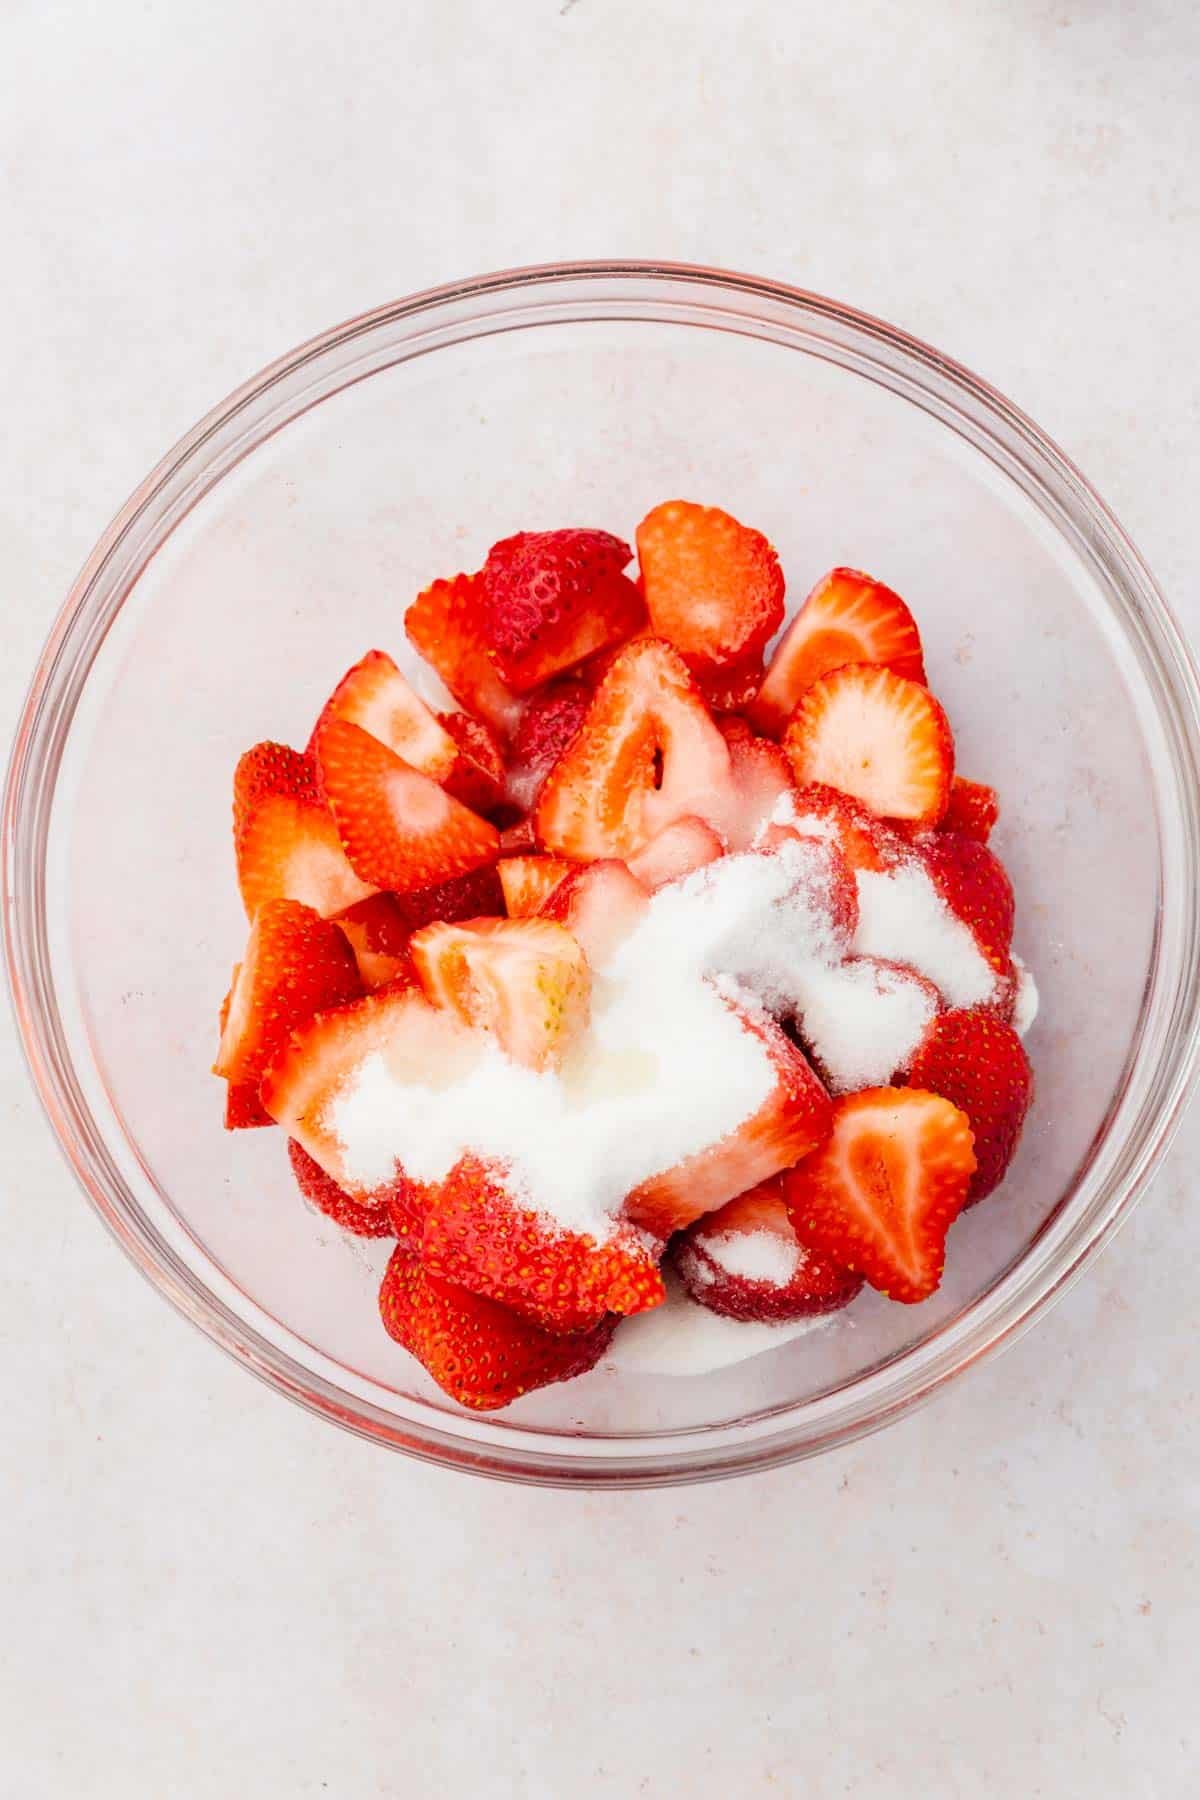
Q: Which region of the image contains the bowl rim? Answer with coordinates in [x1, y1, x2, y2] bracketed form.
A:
[7, 258, 1200, 1487]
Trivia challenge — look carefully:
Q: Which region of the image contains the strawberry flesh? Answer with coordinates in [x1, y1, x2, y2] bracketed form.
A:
[939, 776, 1000, 845]
[233, 742, 375, 919]
[309, 649, 456, 779]
[783, 663, 954, 825]
[409, 917, 591, 1072]
[438, 710, 508, 816]
[672, 1177, 862, 1322]
[404, 572, 522, 735]
[498, 854, 575, 917]
[636, 500, 784, 674]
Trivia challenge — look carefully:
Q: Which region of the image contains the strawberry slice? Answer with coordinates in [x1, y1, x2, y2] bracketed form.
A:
[438, 711, 508, 815]
[783, 1086, 976, 1303]
[636, 501, 784, 674]
[782, 664, 954, 825]
[906, 1008, 1033, 1202]
[404, 571, 522, 736]
[918, 831, 1014, 978]
[498, 854, 575, 917]
[539, 859, 650, 968]
[626, 817, 724, 889]
[939, 776, 999, 844]
[422, 1155, 664, 1335]
[308, 649, 457, 780]
[672, 1177, 862, 1322]
[409, 917, 591, 1071]
[379, 1247, 617, 1411]
[533, 637, 735, 861]
[315, 718, 500, 895]
[504, 679, 591, 810]
[233, 742, 375, 919]
[287, 1137, 394, 1238]
[624, 1000, 833, 1238]
[750, 568, 926, 737]
[214, 899, 363, 1121]
[479, 528, 645, 692]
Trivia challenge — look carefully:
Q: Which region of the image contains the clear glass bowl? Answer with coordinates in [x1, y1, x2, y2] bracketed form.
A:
[6, 262, 1200, 1487]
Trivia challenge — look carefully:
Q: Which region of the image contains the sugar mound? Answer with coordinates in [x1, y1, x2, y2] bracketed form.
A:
[703, 1227, 801, 1287]
[1012, 952, 1040, 1037]
[853, 861, 1000, 1008]
[794, 958, 938, 1092]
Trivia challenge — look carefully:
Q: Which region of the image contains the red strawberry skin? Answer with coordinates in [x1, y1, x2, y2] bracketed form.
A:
[672, 1178, 862, 1322]
[480, 529, 644, 692]
[439, 711, 508, 816]
[505, 680, 592, 810]
[906, 1008, 1033, 1202]
[287, 1137, 394, 1237]
[404, 572, 522, 736]
[939, 777, 999, 844]
[379, 1247, 616, 1411]
[919, 832, 1015, 977]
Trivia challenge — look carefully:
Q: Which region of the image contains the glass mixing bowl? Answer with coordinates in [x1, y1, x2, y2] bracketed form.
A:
[6, 262, 1200, 1486]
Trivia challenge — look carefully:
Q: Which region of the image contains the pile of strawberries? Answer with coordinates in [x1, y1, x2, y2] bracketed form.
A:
[213, 502, 1034, 1410]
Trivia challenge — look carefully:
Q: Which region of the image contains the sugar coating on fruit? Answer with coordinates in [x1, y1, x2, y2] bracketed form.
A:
[794, 958, 938, 1092]
[1011, 952, 1039, 1037]
[701, 1228, 801, 1287]
[853, 861, 999, 1008]
[605, 1272, 835, 1377]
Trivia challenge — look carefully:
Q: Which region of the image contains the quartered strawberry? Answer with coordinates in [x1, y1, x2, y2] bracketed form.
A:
[504, 680, 592, 811]
[626, 816, 724, 889]
[698, 651, 765, 715]
[625, 1000, 833, 1238]
[409, 917, 591, 1071]
[636, 501, 784, 674]
[480, 528, 644, 692]
[287, 1136, 394, 1238]
[438, 711, 508, 815]
[225, 1082, 272, 1129]
[533, 637, 734, 862]
[783, 1086, 976, 1303]
[907, 1008, 1033, 1202]
[782, 664, 954, 825]
[233, 742, 375, 919]
[750, 568, 926, 737]
[539, 858, 650, 968]
[672, 1177, 863, 1322]
[919, 831, 1014, 978]
[315, 718, 500, 895]
[939, 776, 999, 844]
[334, 894, 417, 990]
[309, 649, 457, 780]
[786, 781, 897, 873]
[214, 899, 363, 1122]
[379, 1247, 617, 1411]
[404, 571, 522, 736]
[498, 854, 575, 917]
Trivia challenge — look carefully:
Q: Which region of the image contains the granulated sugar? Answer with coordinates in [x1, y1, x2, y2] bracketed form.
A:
[703, 1226, 801, 1286]
[605, 1272, 836, 1376]
[853, 861, 1000, 1008]
[794, 957, 938, 1092]
[1011, 952, 1040, 1037]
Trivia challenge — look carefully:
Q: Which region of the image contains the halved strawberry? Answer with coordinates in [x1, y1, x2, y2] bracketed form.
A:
[750, 568, 926, 737]
[786, 781, 896, 873]
[438, 711, 508, 815]
[422, 1155, 664, 1335]
[287, 1136, 394, 1238]
[315, 718, 500, 894]
[379, 1247, 617, 1411]
[533, 637, 734, 861]
[404, 571, 522, 735]
[498, 854, 575, 917]
[539, 859, 650, 968]
[480, 528, 645, 692]
[783, 1086, 976, 1303]
[906, 1008, 1033, 1202]
[625, 1000, 833, 1238]
[782, 664, 954, 825]
[308, 649, 457, 780]
[939, 776, 999, 845]
[233, 742, 375, 919]
[504, 679, 592, 811]
[636, 501, 784, 673]
[214, 900, 363, 1123]
[334, 894, 417, 990]
[409, 917, 591, 1071]
[672, 1177, 863, 1322]
[626, 816, 724, 890]
[918, 831, 1014, 978]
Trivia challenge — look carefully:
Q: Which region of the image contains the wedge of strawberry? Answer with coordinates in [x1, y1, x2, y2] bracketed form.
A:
[750, 568, 926, 737]
[233, 742, 375, 919]
[404, 572, 522, 736]
[438, 711, 508, 816]
[315, 717, 500, 894]
[480, 529, 645, 692]
[672, 1177, 863, 1322]
[309, 649, 457, 780]
[636, 501, 784, 673]
[422, 1154, 664, 1334]
[334, 894, 417, 990]
[504, 679, 591, 811]
[379, 1247, 617, 1410]
[906, 1008, 1033, 1202]
[919, 831, 1014, 978]
[409, 917, 591, 1071]
[533, 637, 735, 861]
[287, 1137, 395, 1238]
[224, 1082, 272, 1129]
[782, 664, 954, 825]
[498, 854, 575, 917]
[214, 900, 363, 1122]
[783, 1086, 976, 1303]
[625, 1000, 833, 1238]
[538, 859, 650, 968]
[939, 776, 999, 845]
[626, 816, 724, 889]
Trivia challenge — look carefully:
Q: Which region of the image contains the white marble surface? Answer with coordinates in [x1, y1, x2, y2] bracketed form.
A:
[3, 2, 1198, 1793]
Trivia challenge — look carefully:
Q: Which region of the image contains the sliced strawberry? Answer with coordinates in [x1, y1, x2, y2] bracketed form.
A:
[636, 501, 784, 674]
[479, 528, 644, 692]
[786, 781, 897, 873]
[233, 742, 375, 919]
[750, 568, 926, 737]
[504, 679, 591, 810]
[422, 1155, 664, 1335]
[539, 859, 650, 968]
[334, 894, 417, 990]
[404, 571, 522, 735]
[533, 637, 734, 861]
[625, 999, 833, 1238]
[698, 651, 765, 715]
[214, 900, 363, 1120]
[498, 854, 575, 917]
[782, 664, 954, 825]
[315, 718, 500, 895]
[918, 831, 1014, 978]
[627, 816, 724, 889]
[287, 1136, 394, 1238]
[308, 649, 456, 780]
[783, 1086, 976, 1303]
[225, 1082, 272, 1129]
[939, 776, 999, 845]
[409, 917, 591, 1071]
[906, 1008, 1033, 1202]
[379, 1247, 617, 1411]
[438, 711, 508, 815]
[672, 1177, 863, 1322]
